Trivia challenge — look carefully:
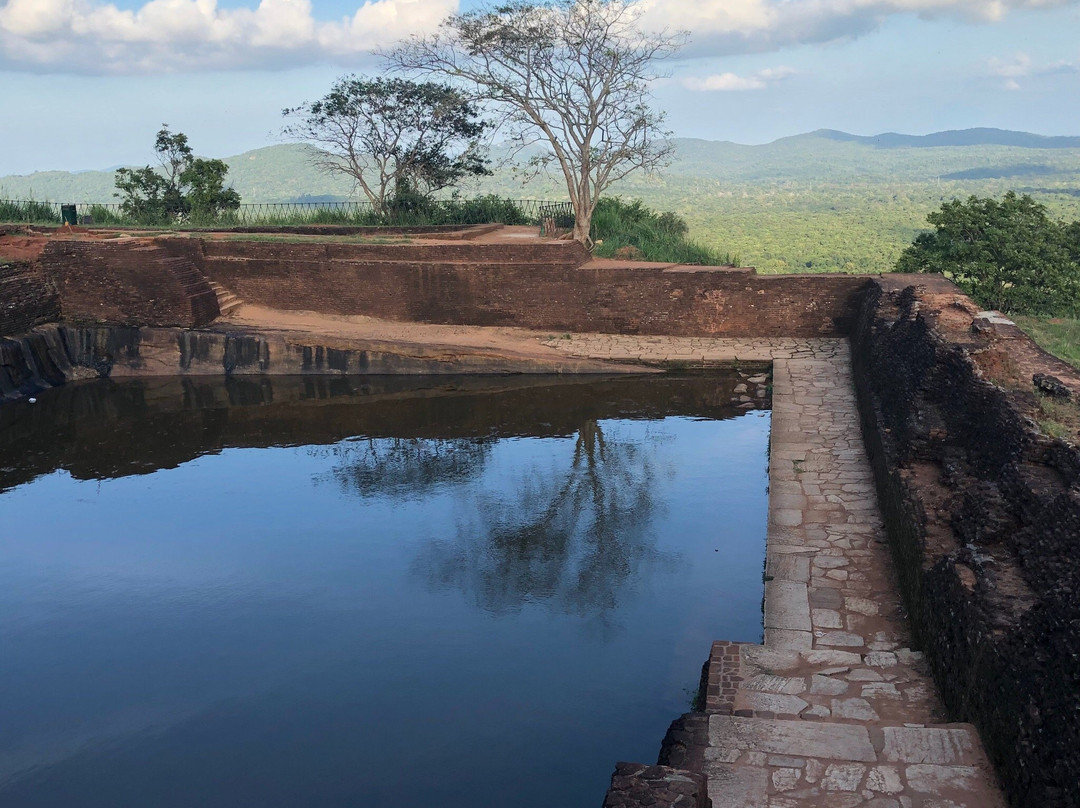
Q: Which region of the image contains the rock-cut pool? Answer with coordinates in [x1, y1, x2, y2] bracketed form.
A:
[0, 371, 770, 808]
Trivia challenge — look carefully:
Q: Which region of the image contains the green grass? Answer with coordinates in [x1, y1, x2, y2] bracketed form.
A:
[0, 199, 60, 224]
[1033, 391, 1080, 441]
[220, 233, 412, 244]
[590, 197, 735, 265]
[1012, 315, 1080, 370]
[1, 195, 534, 230]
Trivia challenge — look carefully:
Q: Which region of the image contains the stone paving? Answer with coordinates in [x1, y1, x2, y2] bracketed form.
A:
[543, 334, 1006, 808]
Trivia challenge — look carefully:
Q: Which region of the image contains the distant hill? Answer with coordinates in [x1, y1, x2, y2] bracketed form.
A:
[0, 144, 354, 206]
[3, 128, 1079, 205]
[809, 128, 1080, 149]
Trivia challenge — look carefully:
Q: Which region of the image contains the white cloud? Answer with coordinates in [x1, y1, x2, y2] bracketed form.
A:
[638, 0, 1080, 57]
[0, 0, 456, 73]
[682, 65, 796, 91]
[988, 52, 1032, 78]
[0, 0, 1076, 74]
[987, 50, 1079, 88]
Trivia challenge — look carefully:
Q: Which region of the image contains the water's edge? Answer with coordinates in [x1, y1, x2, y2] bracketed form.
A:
[0, 323, 640, 402]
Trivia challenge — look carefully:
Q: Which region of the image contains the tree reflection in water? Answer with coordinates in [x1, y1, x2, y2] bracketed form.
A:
[414, 420, 674, 629]
[313, 437, 494, 500]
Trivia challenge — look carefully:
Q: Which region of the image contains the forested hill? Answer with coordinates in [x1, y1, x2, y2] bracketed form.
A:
[5, 128, 1079, 204]
[3, 128, 1079, 273]
[807, 128, 1080, 149]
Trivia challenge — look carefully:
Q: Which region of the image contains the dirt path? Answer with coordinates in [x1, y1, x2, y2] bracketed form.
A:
[220, 304, 651, 373]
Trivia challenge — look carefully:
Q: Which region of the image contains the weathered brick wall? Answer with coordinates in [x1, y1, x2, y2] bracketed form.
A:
[39, 240, 218, 328]
[851, 279, 1080, 808]
[0, 261, 60, 336]
[162, 239, 867, 337]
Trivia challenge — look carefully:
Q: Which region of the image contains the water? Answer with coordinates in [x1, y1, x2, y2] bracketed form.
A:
[0, 373, 770, 808]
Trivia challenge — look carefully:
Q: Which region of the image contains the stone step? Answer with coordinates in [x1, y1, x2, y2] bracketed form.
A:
[728, 643, 938, 727]
[706, 642, 941, 727]
[705, 715, 1005, 808]
[205, 281, 243, 318]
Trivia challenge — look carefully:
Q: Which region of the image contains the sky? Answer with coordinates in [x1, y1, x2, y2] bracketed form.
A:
[0, 0, 1079, 177]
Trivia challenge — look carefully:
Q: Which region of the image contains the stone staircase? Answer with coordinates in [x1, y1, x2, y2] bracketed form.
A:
[36, 239, 220, 328]
[699, 641, 1004, 807]
[157, 251, 220, 324]
[693, 353, 1006, 808]
[207, 280, 242, 317]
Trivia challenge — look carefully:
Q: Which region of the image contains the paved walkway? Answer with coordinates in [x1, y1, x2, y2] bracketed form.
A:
[544, 334, 1006, 808]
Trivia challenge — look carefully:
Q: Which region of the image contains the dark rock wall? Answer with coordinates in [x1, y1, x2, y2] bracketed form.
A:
[851, 280, 1080, 808]
[0, 261, 60, 336]
[601, 764, 710, 808]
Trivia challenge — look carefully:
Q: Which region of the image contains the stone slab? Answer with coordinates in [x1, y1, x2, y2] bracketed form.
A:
[708, 716, 876, 763]
[741, 645, 801, 672]
[765, 579, 812, 632]
[706, 764, 768, 808]
[741, 692, 809, 715]
[802, 650, 863, 667]
[882, 727, 978, 765]
[767, 554, 811, 583]
[744, 674, 808, 695]
[904, 764, 982, 794]
[765, 628, 814, 651]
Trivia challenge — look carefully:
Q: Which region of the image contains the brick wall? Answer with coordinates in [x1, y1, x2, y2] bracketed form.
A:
[39, 240, 218, 328]
[851, 278, 1080, 808]
[161, 238, 867, 337]
[0, 261, 60, 336]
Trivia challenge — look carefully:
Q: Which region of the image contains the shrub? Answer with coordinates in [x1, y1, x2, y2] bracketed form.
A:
[590, 197, 733, 265]
[0, 199, 60, 224]
[897, 192, 1080, 316]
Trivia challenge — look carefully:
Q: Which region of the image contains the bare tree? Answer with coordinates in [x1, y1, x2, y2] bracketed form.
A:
[386, 0, 684, 244]
[282, 76, 490, 215]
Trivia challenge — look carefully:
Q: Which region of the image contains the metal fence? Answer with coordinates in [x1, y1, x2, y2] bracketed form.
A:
[0, 198, 575, 229]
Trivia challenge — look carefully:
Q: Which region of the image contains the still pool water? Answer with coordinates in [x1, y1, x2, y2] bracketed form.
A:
[0, 373, 770, 808]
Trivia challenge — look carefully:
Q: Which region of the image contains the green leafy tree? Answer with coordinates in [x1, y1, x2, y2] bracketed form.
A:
[282, 76, 490, 215]
[387, 0, 685, 244]
[114, 125, 240, 224]
[897, 192, 1080, 316]
[1066, 220, 1080, 265]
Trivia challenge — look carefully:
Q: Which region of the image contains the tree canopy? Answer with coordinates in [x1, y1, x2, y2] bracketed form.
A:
[897, 192, 1080, 316]
[387, 0, 684, 244]
[114, 126, 240, 224]
[282, 76, 491, 215]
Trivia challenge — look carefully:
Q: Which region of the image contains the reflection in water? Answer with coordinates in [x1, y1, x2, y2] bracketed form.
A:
[416, 421, 668, 629]
[315, 437, 495, 500]
[0, 371, 771, 808]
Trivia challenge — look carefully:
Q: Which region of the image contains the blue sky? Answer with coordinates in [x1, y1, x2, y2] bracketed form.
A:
[1, 0, 1078, 176]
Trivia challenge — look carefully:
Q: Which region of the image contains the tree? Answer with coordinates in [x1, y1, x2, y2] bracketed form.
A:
[387, 0, 685, 244]
[282, 76, 491, 215]
[114, 125, 240, 224]
[897, 192, 1080, 316]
